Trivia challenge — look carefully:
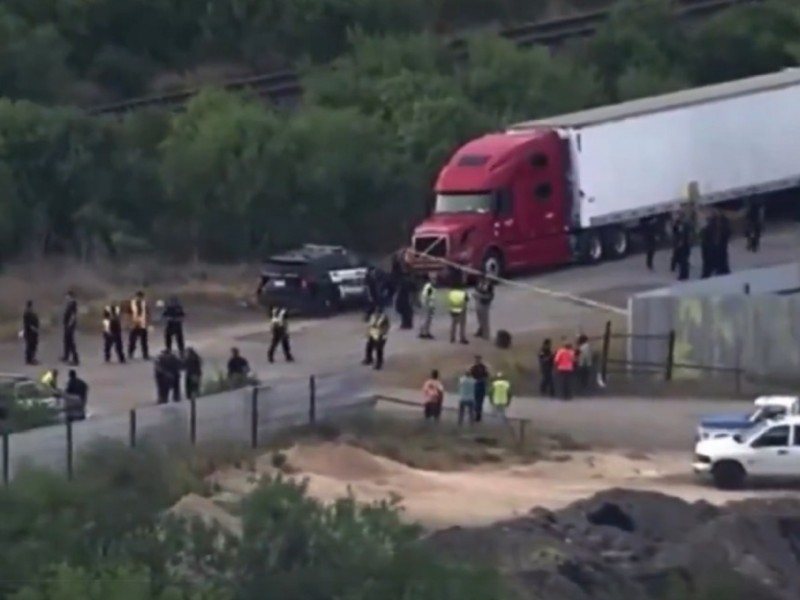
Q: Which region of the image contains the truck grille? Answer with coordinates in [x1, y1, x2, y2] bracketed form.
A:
[413, 236, 447, 258]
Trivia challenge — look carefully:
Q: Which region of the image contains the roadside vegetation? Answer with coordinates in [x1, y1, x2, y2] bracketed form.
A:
[0, 0, 799, 263]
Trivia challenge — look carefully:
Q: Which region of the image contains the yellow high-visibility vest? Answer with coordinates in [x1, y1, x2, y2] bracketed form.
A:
[448, 289, 467, 314]
[41, 370, 56, 387]
[271, 308, 287, 328]
[130, 298, 148, 327]
[491, 379, 511, 407]
[102, 318, 111, 334]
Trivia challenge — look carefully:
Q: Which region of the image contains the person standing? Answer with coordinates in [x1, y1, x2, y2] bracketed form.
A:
[154, 350, 171, 404]
[700, 214, 717, 279]
[457, 369, 476, 425]
[422, 370, 444, 422]
[362, 307, 390, 370]
[184, 347, 203, 400]
[715, 209, 731, 275]
[489, 372, 512, 417]
[553, 339, 575, 400]
[538, 338, 555, 398]
[469, 355, 489, 422]
[674, 216, 692, 281]
[128, 290, 149, 360]
[418, 274, 436, 340]
[575, 334, 592, 391]
[162, 296, 186, 356]
[102, 305, 125, 363]
[473, 275, 495, 340]
[364, 267, 382, 321]
[670, 213, 684, 273]
[641, 217, 657, 270]
[22, 300, 40, 365]
[745, 199, 763, 252]
[394, 273, 414, 330]
[447, 283, 468, 344]
[61, 291, 80, 366]
[268, 305, 294, 363]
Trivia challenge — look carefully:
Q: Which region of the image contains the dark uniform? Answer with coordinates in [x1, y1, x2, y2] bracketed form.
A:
[227, 348, 250, 379]
[128, 292, 149, 359]
[745, 200, 762, 252]
[61, 292, 80, 365]
[364, 268, 382, 320]
[102, 305, 125, 363]
[538, 339, 555, 397]
[184, 348, 202, 400]
[22, 301, 39, 365]
[64, 370, 88, 421]
[473, 277, 495, 339]
[673, 219, 692, 281]
[363, 309, 390, 370]
[162, 297, 186, 355]
[268, 307, 294, 362]
[154, 349, 181, 403]
[394, 274, 414, 330]
[641, 217, 657, 270]
[715, 211, 731, 275]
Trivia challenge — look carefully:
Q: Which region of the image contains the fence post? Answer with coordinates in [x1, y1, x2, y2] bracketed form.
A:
[250, 387, 258, 449]
[601, 320, 612, 382]
[664, 330, 676, 382]
[129, 410, 137, 448]
[189, 398, 197, 445]
[309, 376, 317, 425]
[2, 432, 8, 485]
[66, 419, 74, 481]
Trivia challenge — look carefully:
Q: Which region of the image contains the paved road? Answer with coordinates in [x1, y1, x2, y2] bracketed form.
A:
[4, 226, 798, 416]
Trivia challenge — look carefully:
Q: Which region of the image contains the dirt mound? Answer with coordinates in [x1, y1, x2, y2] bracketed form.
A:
[428, 489, 800, 600]
[285, 443, 413, 481]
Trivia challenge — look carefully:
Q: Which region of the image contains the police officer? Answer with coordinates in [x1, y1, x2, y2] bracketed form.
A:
[745, 199, 763, 252]
[448, 283, 468, 344]
[184, 347, 203, 400]
[154, 348, 181, 403]
[162, 296, 186, 356]
[268, 305, 294, 363]
[22, 300, 40, 365]
[394, 272, 414, 330]
[641, 216, 657, 270]
[670, 213, 686, 273]
[363, 307, 390, 370]
[61, 290, 80, 365]
[64, 369, 89, 421]
[473, 275, 495, 340]
[364, 267, 382, 321]
[673, 217, 692, 281]
[102, 305, 125, 363]
[538, 338, 555, 398]
[418, 274, 436, 339]
[715, 208, 731, 275]
[700, 213, 716, 279]
[128, 290, 149, 360]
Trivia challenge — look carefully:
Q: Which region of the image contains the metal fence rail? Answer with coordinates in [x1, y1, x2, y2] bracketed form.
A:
[1, 370, 374, 483]
[88, 0, 756, 115]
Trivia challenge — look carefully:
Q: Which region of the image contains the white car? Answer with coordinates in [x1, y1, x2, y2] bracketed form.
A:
[695, 395, 799, 441]
[693, 415, 800, 489]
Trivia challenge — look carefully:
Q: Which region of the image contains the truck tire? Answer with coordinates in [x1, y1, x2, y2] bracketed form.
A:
[481, 249, 505, 279]
[603, 227, 629, 259]
[711, 460, 746, 490]
[578, 232, 604, 264]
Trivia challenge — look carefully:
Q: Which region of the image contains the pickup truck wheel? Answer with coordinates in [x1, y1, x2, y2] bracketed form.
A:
[482, 250, 504, 279]
[711, 460, 746, 490]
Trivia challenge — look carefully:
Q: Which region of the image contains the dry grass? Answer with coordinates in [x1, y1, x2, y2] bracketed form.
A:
[266, 414, 586, 471]
[0, 259, 261, 340]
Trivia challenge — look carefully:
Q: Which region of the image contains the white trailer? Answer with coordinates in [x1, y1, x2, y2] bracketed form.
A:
[511, 68, 800, 228]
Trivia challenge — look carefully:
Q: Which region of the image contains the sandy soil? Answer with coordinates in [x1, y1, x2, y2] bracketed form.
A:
[179, 442, 800, 530]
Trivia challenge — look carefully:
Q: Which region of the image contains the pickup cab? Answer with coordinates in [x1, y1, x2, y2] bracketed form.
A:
[693, 415, 800, 489]
[695, 395, 799, 441]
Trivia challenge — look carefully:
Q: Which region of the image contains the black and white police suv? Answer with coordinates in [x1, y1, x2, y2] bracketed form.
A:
[257, 244, 371, 316]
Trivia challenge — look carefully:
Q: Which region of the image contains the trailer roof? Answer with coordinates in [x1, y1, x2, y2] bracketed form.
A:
[511, 68, 800, 130]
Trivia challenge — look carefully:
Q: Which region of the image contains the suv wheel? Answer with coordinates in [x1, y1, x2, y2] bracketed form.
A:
[711, 460, 746, 490]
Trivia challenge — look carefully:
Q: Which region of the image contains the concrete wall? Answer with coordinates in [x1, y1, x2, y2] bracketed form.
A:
[3, 369, 374, 481]
[629, 295, 800, 381]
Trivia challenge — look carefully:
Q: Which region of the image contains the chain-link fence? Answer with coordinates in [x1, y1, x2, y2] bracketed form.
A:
[1, 369, 373, 483]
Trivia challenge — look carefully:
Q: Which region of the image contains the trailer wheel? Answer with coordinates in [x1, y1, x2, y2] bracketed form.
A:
[604, 227, 629, 259]
[482, 249, 504, 278]
[579, 232, 603, 264]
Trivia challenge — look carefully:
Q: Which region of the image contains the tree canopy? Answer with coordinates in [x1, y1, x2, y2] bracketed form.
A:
[0, 0, 799, 262]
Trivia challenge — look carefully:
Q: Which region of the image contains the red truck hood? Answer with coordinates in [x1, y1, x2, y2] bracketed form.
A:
[414, 212, 488, 236]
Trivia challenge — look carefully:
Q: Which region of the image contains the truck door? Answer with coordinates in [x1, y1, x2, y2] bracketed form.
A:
[491, 188, 526, 269]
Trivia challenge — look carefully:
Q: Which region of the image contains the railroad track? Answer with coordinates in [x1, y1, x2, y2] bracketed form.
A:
[89, 0, 757, 116]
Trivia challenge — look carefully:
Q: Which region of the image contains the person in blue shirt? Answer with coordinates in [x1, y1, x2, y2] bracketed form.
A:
[457, 370, 476, 425]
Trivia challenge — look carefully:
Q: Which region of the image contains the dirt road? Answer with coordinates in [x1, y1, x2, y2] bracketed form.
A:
[4, 227, 798, 416]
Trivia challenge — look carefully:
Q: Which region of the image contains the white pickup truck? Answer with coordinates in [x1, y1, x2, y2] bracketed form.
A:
[695, 395, 799, 441]
[693, 414, 800, 489]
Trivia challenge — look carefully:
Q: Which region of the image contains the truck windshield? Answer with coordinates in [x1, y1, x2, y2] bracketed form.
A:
[434, 193, 492, 214]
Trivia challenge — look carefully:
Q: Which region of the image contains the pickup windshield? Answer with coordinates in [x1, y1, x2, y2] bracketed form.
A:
[434, 193, 492, 214]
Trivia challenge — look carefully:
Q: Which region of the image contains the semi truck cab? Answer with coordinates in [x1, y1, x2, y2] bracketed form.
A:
[410, 129, 574, 277]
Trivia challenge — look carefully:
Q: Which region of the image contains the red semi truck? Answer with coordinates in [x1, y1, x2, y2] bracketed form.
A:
[409, 68, 800, 277]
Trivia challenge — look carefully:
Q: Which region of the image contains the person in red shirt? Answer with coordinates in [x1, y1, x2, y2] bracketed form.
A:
[553, 339, 576, 400]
